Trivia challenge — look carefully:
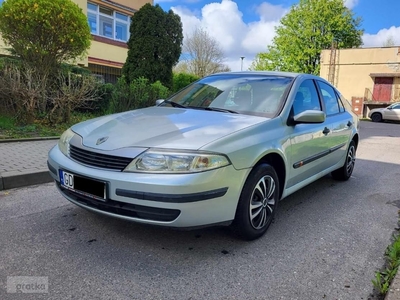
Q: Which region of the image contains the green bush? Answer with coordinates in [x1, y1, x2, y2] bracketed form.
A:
[173, 72, 199, 93]
[48, 72, 102, 124]
[0, 61, 47, 124]
[0, 59, 104, 124]
[109, 77, 171, 113]
[0, 0, 91, 77]
[96, 83, 114, 114]
[150, 81, 171, 100]
[75, 82, 114, 115]
[60, 63, 92, 76]
[0, 56, 22, 70]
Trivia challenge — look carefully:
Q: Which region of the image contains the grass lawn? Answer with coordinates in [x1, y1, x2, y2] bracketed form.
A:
[0, 113, 97, 139]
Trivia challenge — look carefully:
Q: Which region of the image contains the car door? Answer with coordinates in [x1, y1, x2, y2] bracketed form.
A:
[385, 104, 400, 121]
[316, 80, 353, 167]
[286, 79, 333, 189]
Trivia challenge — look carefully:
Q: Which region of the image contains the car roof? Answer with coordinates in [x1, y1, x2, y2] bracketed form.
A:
[210, 71, 320, 79]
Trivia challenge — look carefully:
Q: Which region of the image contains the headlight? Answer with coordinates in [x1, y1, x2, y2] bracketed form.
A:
[124, 149, 231, 173]
[58, 128, 75, 156]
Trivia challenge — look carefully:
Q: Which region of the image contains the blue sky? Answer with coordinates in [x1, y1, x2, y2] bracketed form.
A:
[154, 0, 400, 70]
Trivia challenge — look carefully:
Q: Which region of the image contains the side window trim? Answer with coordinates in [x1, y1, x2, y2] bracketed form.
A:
[311, 79, 324, 110]
[334, 91, 346, 113]
[313, 79, 326, 112]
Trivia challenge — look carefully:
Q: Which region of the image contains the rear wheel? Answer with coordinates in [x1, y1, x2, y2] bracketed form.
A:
[371, 113, 382, 122]
[232, 164, 279, 240]
[331, 140, 356, 181]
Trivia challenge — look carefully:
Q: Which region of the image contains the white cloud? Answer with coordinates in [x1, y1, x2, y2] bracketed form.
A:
[172, 0, 288, 71]
[344, 0, 359, 9]
[363, 26, 400, 47]
[172, 0, 395, 71]
[256, 2, 287, 22]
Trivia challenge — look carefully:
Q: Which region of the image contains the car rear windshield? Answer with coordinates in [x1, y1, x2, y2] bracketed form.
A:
[167, 74, 293, 117]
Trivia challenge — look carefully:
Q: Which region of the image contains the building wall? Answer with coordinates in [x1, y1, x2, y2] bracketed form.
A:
[81, 0, 153, 70]
[89, 40, 127, 67]
[117, 0, 153, 8]
[320, 47, 400, 101]
[74, 0, 89, 66]
[0, 36, 8, 56]
[393, 77, 400, 102]
[0, 0, 152, 66]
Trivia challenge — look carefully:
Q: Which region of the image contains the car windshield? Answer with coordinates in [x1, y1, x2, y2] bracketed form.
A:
[388, 103, 400, 109]
[165, 74, 294, 117]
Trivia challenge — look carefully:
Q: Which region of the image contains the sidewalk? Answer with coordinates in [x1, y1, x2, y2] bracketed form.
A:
[0, 139, 58, 190]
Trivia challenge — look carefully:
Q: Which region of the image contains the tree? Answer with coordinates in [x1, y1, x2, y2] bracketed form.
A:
[250, 0, 363, 75]
[172, 72, 200, 93]
[181, 28, 231, 77]
[383, 36, 395, 47]
[123, 4, 183, 89]
[0, 0, 91, 76]
[173, 61, 190, 74]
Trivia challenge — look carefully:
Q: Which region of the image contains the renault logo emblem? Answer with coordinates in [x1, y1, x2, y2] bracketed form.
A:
[96, 136, 109, 145]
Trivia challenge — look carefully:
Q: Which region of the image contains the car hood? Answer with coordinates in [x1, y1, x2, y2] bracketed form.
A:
[370, 108, 386, 113]
[71, 107, 267, 151]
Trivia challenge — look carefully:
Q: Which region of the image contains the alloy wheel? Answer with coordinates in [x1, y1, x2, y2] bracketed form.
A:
[346, 145, 356, 175]
[249, 175, 276, 230]
[371, 113, 382, 122]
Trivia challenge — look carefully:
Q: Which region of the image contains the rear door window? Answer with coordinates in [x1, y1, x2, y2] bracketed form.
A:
[316, 81, 340, 116]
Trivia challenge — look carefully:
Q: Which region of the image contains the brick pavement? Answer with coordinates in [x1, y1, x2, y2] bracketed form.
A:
[0, 139, 58, 190]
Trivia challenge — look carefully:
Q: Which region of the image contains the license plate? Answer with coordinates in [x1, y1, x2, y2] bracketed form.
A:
[59, 170, 106, 201]
[60, 170, 74, 189]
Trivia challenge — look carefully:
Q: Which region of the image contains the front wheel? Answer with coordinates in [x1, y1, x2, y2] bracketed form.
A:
[232, 164, 280, 241]
[371, 113, 382, 122]
[331, 140, 356, 181]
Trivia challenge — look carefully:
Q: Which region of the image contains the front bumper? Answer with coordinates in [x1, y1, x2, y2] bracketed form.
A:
[48, 145, 250, 227]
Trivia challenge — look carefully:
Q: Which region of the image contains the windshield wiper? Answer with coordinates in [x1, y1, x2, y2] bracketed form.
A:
[161, 100, 186, 108]
[161, 101, 238, 114]
[187, 106, 238, 114]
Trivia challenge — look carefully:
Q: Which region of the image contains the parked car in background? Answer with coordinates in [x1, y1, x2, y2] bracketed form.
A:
[48, 71, 359, 240]
[368, 102, 400, 122]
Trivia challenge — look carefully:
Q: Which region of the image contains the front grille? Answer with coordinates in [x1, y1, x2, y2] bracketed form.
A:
[59, 185, 181, 222]
[69, 145, 133, 171]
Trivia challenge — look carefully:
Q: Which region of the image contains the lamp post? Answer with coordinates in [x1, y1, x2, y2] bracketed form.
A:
[240, 56, 245, 71]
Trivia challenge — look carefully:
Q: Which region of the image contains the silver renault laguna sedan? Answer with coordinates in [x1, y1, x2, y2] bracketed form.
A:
[48, 71, 359, 240]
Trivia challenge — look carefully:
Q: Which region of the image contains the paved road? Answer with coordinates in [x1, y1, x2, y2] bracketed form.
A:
[0, 121, 399, 300]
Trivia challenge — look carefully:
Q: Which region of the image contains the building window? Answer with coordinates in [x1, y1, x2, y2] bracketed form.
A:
[87, 2, 130, 42]
[88, 63, 122, 84]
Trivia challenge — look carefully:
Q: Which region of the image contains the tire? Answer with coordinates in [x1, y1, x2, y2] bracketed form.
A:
[232, 163, 280, 241]
[331, 140, 356, 181]
[371, 113, 382, 122]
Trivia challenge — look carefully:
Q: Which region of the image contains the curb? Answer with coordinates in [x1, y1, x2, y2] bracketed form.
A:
[0, 169, 53, 191]
[385, 271, 400, 300]
[0, 136, 60, 143]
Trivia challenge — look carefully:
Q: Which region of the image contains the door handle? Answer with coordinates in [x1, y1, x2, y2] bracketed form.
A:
[322, 127, 330, 134]
[347, 121, 353, 127]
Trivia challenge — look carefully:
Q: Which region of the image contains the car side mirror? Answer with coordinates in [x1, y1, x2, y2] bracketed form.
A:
[155, 99, 165, 106]
[388, 107, 392, 110]
[293, 110, 326, 124]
